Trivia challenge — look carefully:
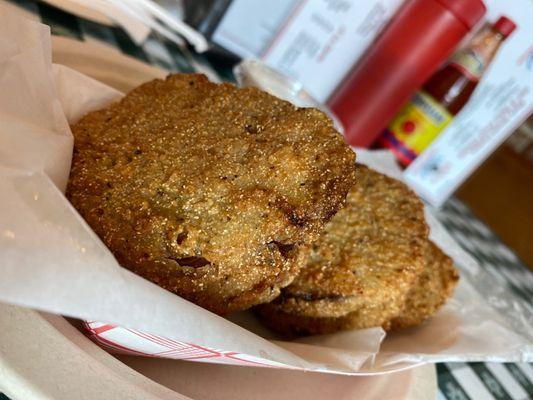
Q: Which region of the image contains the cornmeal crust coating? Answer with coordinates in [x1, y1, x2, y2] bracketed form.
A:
[256, 164, 429, 334]
[390, 241, 459, 330]
[257, 242, 458, 336]
[67, 74, 356, 314]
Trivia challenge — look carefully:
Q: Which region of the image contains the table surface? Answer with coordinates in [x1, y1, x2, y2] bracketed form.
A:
[2, 1, 533, 399]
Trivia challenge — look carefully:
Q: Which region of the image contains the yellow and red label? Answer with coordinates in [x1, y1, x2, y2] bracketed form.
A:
[380, 91, 453, 165]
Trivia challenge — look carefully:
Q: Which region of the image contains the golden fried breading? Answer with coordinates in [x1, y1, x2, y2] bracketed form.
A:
[257, 242, 458, 336]
[67, 74, 356, 314]
[256, 164, 429, 334]
[256, 301, 398, 337]
[391, 241, 459, 330]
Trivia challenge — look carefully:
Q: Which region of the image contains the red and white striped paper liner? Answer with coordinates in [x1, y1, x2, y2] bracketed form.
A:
[84, 321, 292, 368]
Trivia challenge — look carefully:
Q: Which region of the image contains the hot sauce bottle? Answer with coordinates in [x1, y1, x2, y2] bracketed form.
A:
[378, 16, 516, 166]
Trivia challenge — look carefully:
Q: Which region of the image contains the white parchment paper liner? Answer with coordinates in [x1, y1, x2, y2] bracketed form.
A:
[0, 12, 531, 375]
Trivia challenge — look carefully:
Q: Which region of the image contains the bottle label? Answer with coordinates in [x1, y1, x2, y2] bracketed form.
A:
[449, 49, 484, 81]
[381, 91, 453, 164]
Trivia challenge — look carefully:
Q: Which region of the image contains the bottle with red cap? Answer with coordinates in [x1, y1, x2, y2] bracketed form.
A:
[328, 0, 487, 148]
[379, 16, 517, 166]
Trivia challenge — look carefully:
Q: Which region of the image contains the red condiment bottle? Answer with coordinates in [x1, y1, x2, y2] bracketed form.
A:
[328, 0, 486, 148]
[379, 16, 517, 165]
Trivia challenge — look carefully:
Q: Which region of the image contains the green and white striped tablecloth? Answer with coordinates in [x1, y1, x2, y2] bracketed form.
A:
[2, 1, 532, 399]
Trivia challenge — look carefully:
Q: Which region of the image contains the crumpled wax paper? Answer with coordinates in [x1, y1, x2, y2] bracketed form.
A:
[0, 10, 531, 375]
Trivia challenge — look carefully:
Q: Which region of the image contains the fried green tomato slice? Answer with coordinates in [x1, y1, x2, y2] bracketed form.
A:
[390, 241, 459, 330]
[256, 164, 429, 335]
[66, 74, 356, 314]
